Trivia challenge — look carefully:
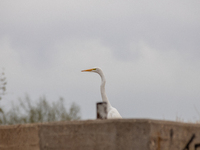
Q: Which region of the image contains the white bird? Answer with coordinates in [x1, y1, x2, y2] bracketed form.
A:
[82, 67, 122, 119]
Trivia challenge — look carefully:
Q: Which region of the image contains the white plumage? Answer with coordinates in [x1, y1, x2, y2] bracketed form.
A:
[82, 67, 122, 119]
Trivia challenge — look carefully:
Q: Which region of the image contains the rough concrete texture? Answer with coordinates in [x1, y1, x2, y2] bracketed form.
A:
[148, 120, 200, 150]
[0, 124, 39, 150]
[0, 119, 200, 150]
[39, 120, 150, 150]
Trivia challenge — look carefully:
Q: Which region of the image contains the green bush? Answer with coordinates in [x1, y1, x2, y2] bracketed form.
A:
[0, 95, 81, 125]
[0, 68, 6, 101]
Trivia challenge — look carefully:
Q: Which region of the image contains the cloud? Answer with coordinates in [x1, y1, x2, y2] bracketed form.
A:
[1, 1, 200, 58]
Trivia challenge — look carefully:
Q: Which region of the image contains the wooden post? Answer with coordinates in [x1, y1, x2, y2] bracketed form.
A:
[96, 102, 107, 119]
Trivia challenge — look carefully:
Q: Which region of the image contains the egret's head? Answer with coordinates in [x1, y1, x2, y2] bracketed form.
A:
[81, 67, 102, 74]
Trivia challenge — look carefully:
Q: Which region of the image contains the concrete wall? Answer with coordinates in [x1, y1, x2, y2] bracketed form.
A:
[0, 119, 200, 150]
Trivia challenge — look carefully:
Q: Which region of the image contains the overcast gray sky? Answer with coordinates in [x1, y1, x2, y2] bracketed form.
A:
[1, 0, 200, 121]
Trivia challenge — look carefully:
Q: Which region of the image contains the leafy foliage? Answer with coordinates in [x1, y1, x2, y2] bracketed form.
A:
[0, 68, 6, 101]
[0, 95, 81, 125]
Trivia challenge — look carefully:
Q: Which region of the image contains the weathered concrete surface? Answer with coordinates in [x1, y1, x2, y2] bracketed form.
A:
[0, 124, 40, 150]
[0, 119, 200, 150]
[148, 120, 200, 150]
[39, 120, 150, 150]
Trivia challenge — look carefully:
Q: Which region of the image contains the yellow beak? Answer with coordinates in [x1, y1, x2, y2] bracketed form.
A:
[81, 68, 94, 72]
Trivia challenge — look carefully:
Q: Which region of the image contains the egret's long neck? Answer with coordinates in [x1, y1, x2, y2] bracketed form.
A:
[99, 72, 111, 108]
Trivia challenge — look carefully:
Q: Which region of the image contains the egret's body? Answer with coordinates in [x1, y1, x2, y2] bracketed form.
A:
[82, 67, 122, 119]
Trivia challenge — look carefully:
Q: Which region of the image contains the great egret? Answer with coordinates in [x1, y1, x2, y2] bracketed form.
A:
[82, 67, 122, 119]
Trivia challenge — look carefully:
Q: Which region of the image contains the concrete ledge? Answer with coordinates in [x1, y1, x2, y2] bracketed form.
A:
[0, 124, 39, 150]
[0, 119, 200, 150]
